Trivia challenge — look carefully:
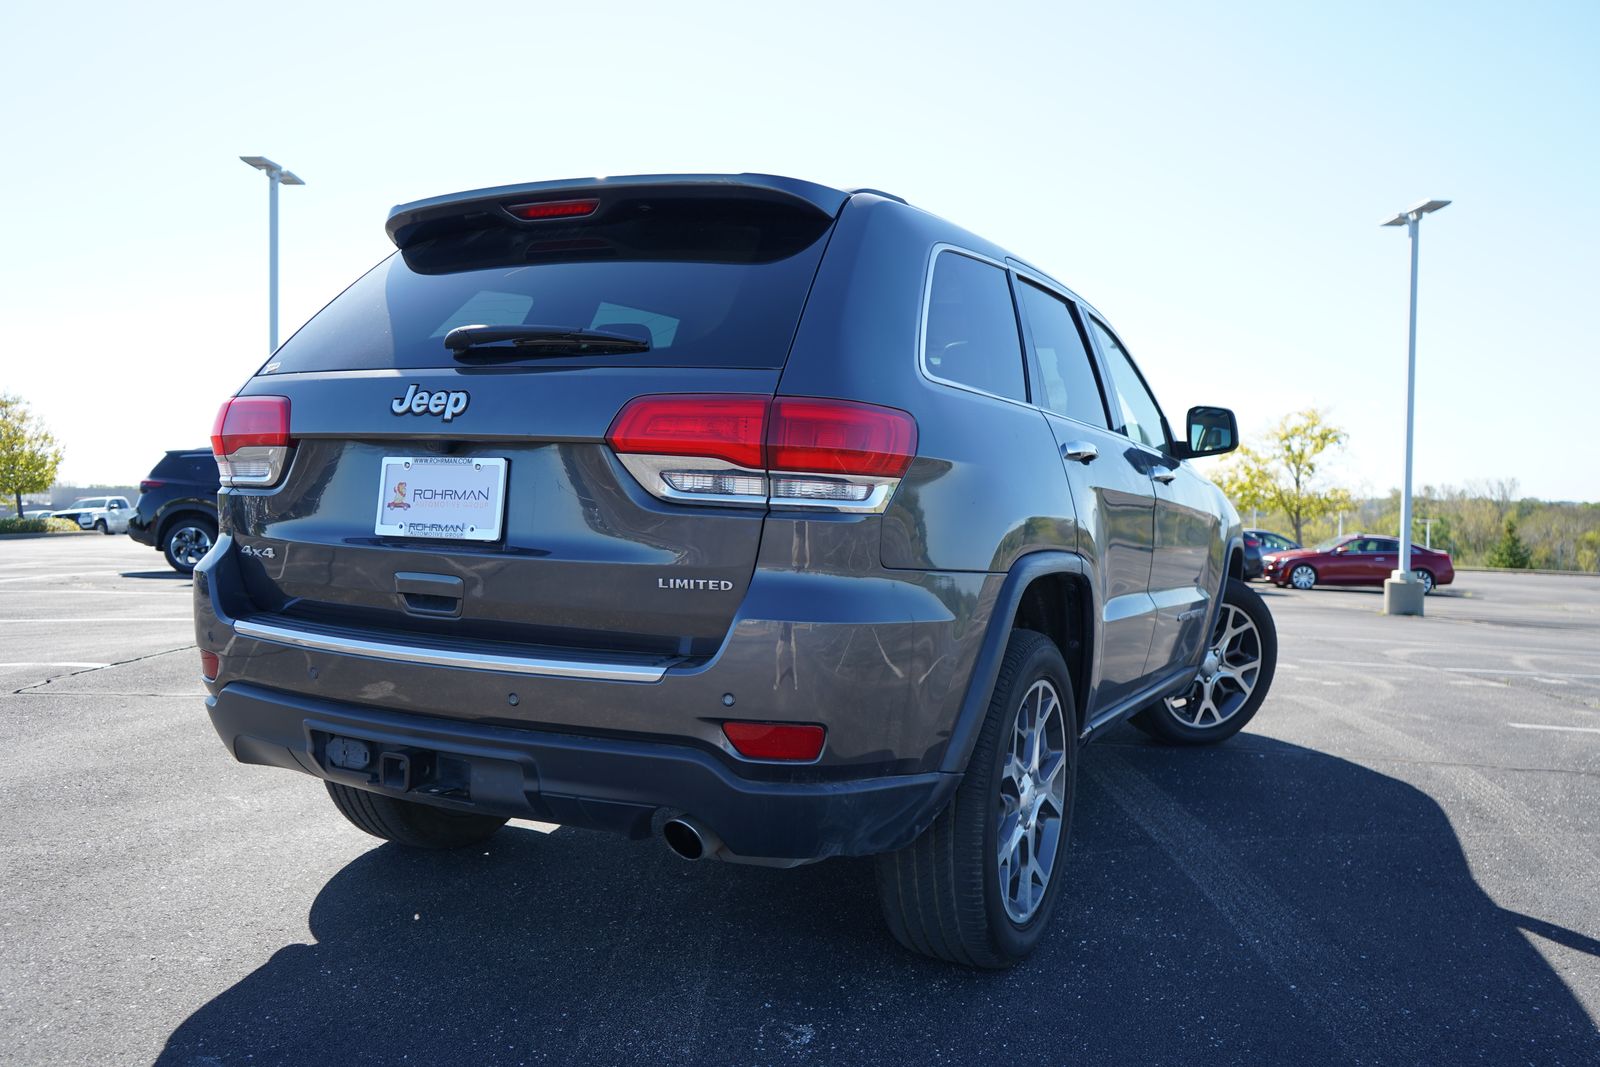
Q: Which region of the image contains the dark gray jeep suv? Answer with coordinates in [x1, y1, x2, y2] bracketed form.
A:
[196, 174, 1276, 967]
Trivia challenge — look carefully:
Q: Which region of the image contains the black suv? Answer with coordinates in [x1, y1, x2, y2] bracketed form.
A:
[129, 449, 219, 573]
[196, 174, 1277, 967]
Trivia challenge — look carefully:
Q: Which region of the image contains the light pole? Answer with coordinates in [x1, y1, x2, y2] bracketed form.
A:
[1380, 198, 1449, 616]
[240, 156, 305, 353]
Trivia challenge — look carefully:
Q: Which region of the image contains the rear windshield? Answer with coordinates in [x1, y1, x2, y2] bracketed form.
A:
[152, 452, 216, 482]
[264, 196, 835, 374]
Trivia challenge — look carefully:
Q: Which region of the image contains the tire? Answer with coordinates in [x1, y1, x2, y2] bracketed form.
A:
[1413, 568, 1435, 595]
[876, 629, 1078, 968]
[1288, 563, 1317, 590]
[162, 516, 217, 573]
[325, 781, 507, 849]
[94, 519, 109, 534]
[1132, 578, 1278, 746]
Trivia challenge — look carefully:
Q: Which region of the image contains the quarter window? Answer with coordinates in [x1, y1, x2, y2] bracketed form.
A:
[923, 251, 1027, 402]
[1015, 280, 1109, 428]
[1087, 318, 1167, 450]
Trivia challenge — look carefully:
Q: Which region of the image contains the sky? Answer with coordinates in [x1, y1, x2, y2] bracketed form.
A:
[2, 0, 1597, 500]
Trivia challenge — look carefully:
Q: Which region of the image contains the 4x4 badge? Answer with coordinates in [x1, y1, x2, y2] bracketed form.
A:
[391, 383, 469, 422]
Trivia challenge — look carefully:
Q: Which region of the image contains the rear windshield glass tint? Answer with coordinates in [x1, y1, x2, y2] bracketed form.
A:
[152, 453, 210, 480]
[263, 196, 835, 373]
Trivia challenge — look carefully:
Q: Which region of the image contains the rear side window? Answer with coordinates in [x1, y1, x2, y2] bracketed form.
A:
[265, 196, 835, 373]
[922, 251, 1027, 402]
[1014, 280, 1109, 428]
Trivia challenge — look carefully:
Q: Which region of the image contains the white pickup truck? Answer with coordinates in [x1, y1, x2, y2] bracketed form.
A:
[52, 496, 132, 534]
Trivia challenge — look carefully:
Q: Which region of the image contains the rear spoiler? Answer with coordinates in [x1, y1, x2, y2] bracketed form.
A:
[386, 173, 853, 249]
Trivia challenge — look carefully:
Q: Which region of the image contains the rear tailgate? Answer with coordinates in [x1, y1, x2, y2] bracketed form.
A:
[218, 178, 843, 664]
[226, 366, 778, 659]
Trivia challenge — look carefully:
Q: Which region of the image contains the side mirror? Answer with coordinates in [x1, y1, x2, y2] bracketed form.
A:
[1174, 406, 1238, 459]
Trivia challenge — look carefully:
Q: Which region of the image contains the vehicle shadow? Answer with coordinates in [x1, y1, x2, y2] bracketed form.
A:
[155, 735, 1600, 1065]
[120, 570, 190, 581]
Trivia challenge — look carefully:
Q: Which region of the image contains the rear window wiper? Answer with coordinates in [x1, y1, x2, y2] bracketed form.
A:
[444, 323, 651, 357]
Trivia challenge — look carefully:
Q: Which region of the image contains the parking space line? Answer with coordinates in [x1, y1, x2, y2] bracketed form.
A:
[0, 618, 192, 623]
[0, 572, 126, 583]
[1507, 723, 1600, 735]
[1284, 659, 1600, 679]
[0, 662, 109, 669]
[6, 589, 190, 595]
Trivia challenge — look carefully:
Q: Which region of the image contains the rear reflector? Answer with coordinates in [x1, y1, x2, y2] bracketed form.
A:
[505, 198, 600, 220]
[722, 721, 826, 761]
[199, 650, 219, 680]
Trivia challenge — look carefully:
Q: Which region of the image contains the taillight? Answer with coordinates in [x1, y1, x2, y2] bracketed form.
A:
[767, 397, 916, 507]
[607, 395, 767, 469]
[211, 395, 293, 487]
[139, 479, 165, 493]
[722, 721, 826, 761]
[606, 395, 917, 512]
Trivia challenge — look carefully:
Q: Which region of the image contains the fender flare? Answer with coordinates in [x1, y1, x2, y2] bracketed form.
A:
[938, 550, 1096, 775]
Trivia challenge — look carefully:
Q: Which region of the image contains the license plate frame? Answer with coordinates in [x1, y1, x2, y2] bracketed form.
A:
[373, 456, 509, 542]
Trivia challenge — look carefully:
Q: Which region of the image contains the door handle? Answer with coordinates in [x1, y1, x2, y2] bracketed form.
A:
[1152, 470, 1178, 484]
[1061, 442, 1099, 464]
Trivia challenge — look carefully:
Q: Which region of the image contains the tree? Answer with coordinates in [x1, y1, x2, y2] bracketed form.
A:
[1485, 516, 1533, 569]
[1578, 529, 1600, 573]
[0, 394, 64, 518]
[1216, 409, 1351, 544]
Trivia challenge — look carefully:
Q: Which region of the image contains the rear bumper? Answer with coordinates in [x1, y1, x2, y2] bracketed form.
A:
[209, 681, 957, 862]
[128, 515, 156, 546]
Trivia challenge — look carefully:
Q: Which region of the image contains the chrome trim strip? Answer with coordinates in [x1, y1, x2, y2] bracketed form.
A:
[233, 618, 668, 682]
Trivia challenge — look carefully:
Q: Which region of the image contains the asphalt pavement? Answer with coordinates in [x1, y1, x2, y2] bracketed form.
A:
[2, 535, 1598, 1065]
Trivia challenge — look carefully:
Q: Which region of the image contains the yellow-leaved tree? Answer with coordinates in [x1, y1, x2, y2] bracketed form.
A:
[0, 394, 64, 518]
[1217, 409, 1351, 545]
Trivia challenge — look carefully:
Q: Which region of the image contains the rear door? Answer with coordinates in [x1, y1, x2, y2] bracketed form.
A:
[1012, 275, 1158, 712]
[1086, 317, 1219, 676]
[220, 186, 840, 665]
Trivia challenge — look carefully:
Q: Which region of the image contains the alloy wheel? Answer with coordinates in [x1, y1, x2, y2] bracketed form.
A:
[996, 679, 1069, 924]
[1164, 603, 1264, 729]
[1290, 565, 1316, 590]
[169, 525, 213, 568]
[1413, 568, 1434, 594]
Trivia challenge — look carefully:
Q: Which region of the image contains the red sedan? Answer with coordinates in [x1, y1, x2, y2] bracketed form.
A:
[1262, 534, 1454, 594]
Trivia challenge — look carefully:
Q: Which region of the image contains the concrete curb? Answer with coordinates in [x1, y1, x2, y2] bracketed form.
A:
[1456, 565, 1600, 578]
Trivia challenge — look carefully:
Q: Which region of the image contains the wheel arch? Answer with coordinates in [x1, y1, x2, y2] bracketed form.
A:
[938, 550, 1097, 775]
[157, 506, 218, 546]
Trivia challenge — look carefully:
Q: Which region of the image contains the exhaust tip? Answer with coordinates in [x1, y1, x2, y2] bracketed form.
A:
[662, 818, 709, 861]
